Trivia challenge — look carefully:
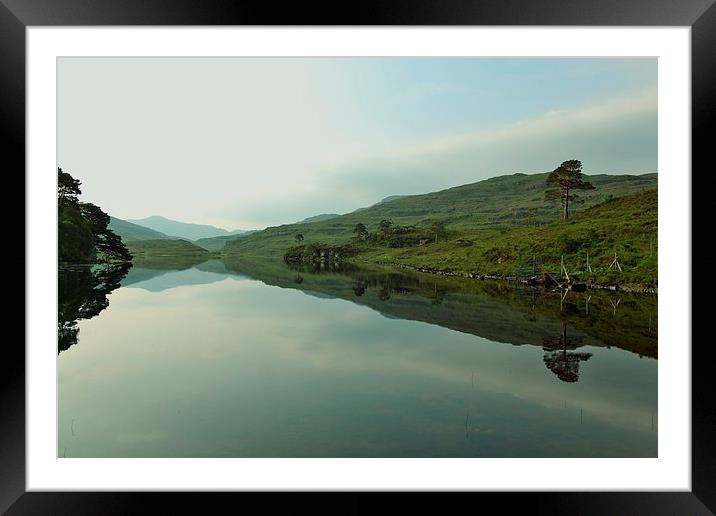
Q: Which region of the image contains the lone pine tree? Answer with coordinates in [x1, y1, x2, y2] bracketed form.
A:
[544, 160, 595, 220]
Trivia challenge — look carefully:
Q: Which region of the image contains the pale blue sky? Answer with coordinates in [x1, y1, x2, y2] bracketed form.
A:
[58, 58, 657, 230]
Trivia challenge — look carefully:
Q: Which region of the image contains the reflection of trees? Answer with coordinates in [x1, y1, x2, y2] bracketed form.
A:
[231, 259, 657, 360]
[352, 280, 366, 297]
[285, 261, 358, 275]
[378, 285, 391, 301]
[428, 284, 444, 305]
[286, 261, 453, 305]
[542, 321, 592, 383]
[58, 263, 130, 354]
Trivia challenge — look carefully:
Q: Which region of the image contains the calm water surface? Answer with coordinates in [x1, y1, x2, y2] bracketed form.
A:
[58, 259, 657, 457]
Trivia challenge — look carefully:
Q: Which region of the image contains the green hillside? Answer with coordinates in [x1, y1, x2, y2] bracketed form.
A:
[224, 172, 656, 258]
[127, 239, 216, 268]
[297, 213, 340, 223]
[356, 189, 657, 288]
[195, 231, 258, 251]
[109, 217, 173, 242]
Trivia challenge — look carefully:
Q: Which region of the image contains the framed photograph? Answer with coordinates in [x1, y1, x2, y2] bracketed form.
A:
[5, 0, 710, 513]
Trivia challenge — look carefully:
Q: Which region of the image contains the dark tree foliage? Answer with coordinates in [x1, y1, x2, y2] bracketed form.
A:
[58, 167, 82, 205]
[353, 223, 369, 241]
[80, 203, 133, 262]
[96, 228, 133, 262]
[379, 219, 393, 235]
[57, 168, 132, 263]
[79, 202, 110, 233]
[295, 233, 304, 244]
[58, 203, 94, 263]
[544, 160, 595, 220]
[58, 263, 131, 353]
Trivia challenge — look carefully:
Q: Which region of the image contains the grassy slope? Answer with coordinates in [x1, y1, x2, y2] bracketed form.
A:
[224, 172, 656, 258]
[127, 239, 217, 268]
[297, 213, 340, 223]
[357, 189, 657, 287]
[109, 217, 173, 242]
[195, 232, 256, 251]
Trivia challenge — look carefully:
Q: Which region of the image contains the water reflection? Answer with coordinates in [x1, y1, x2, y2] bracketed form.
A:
[228, 258, 657, 365]
[58, 257, 657, 457]
[58, 263, 130, 353]
[542, 322, 592, 383]
[60, 257, 657, 378]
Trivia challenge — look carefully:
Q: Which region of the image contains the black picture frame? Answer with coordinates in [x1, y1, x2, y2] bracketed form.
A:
[3, 1, 709, 513]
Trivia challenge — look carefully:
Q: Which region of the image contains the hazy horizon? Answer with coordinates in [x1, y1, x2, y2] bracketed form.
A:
[58, 57, 657, 230]
[112, 169, 657, 233]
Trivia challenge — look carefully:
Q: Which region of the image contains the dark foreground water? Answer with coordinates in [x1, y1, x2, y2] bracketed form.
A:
[58, 259, 657, 457]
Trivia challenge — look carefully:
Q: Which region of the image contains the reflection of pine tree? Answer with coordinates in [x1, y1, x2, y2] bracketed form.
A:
[542, 322, 592, 383]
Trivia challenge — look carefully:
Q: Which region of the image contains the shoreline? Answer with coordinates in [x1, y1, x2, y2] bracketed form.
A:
[367, 260, 658, 294]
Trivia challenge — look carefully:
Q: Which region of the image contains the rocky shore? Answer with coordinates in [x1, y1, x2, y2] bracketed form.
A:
[375, 261, 658, 294]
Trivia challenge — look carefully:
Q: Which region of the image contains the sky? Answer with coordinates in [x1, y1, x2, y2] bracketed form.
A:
[58, 57, 657, 230]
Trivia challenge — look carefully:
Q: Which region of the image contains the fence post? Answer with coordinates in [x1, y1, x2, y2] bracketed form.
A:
[561, 255, 570, 281]
[608, 251, 622, 272]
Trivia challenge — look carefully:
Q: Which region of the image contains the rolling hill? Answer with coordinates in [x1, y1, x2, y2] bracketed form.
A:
[297, 213, 340, 224]
[128, 215, 248, 241]
[109, 217, 174, 242]
[355, 188, 658, 287]
[224, 172, 657, 258]
[194, 231, 258, 252]
[126, 239, 216, 268]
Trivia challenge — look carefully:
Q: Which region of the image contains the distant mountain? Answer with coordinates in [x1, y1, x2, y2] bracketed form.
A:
[297, 213, 341, 224]
[127, 215, 248, 241]
[109, 217, 174, 242]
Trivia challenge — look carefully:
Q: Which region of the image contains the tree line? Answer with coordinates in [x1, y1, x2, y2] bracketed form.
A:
[58, 167, 132, 263]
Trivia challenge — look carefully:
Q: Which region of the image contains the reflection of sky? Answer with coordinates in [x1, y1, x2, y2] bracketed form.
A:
[121, 267, 238, 292]
[59, 273, 657, 458]
[58, 58, 657, 229]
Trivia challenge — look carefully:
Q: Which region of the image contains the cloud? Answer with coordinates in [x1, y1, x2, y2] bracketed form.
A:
[218, 88, 657, 227]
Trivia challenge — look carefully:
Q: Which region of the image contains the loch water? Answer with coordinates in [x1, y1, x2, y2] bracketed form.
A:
[58, 259, 657, 457]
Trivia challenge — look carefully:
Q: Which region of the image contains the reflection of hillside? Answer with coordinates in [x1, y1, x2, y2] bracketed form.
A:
[221, 257, 657, 360]
[121, 260, 243, 292]
[58, 263, 130, 353]
[129, 253, 210, 271]
[120, 267, 168, 287]
[119, 253, 212, 288]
